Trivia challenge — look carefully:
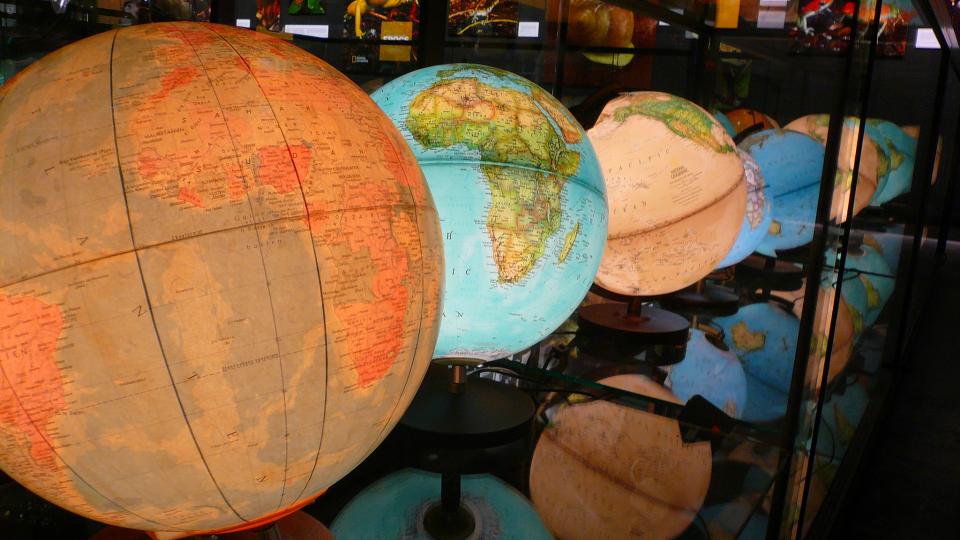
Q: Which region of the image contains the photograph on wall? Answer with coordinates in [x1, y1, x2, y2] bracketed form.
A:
[257, 0, 282, 31]
[789, 0, 855, 54]
[875, 0, 916, 57]
[289, 0, 326, 15]
[342, 0, 419, 40]
[447, 0, 520, 38]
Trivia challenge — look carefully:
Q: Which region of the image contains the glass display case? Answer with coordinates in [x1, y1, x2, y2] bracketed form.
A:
[1, 0, 958, 538]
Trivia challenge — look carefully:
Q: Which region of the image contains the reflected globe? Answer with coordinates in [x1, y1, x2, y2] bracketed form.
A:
[530, 375, 712, 540]
[865, 119, 915, 205]
[666, 329, 748, 418]
[0, 23, 442, 534]
[717, 149, 773, 268]
[739, 129, 824, 256]
[372, 64, 607, 360]
[589, 91, 746, 296]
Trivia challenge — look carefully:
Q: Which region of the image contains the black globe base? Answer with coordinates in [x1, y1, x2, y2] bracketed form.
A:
[400, 362, 534, 449]
[736, 254, 804, 292]
[578, 298, 690, 346]
[662, 283, 740, 316]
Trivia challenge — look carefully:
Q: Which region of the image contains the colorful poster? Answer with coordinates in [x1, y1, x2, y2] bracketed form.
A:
[447, 0, 520, 38]
[789, 0, 855, 54]
[342, 0, 419, 40]
[257, 0, 281, 31]
[876, 0, 916, 57]
[289, 0, 326, 15]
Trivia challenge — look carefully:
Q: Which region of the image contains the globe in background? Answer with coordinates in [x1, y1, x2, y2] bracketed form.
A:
[372, 64, 607, 360]
[716, 302, 799, 422]
[589, 91, 746, 296]
[740, 129, 825, 256]
[726, 108, 780, 136]
[530, 375, 712, 540]
[716, 149, 773, 268]
[0, 23, 442, 534]
[865, 119, 916, 205]
[783, 114, 878, 222]
[665, 329, 748, 419]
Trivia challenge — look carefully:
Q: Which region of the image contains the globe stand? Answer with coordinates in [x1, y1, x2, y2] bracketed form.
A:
[399, 362, 535, 540]
[661, 278, 740, 317]
[578, 286, 690, 348]
[736, 254, 804, 292]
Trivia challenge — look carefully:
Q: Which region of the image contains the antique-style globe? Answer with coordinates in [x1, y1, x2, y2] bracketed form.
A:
[588, 91, 746, 296]
[372, 64, 607, 360]
[726, 107, 780, 136]
[740, 129, 825, 256]
[530, 375, 712, 540]
[0, 23, 443, 535]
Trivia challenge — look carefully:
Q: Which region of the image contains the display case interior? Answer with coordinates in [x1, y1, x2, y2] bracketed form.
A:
[0, 0, 958, 538]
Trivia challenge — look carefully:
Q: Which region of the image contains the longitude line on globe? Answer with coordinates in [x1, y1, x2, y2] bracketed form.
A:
[206, 24, 332, 507]
[176, 23, 294, 513]
[108, 27, 248, 523]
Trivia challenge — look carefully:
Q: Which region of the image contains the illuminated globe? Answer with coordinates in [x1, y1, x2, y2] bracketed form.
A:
[665, 329, 748, 418]
[828, 242, 894, 332]
[588, 92, 746, 295]
[0, 23, 443, 535]
[372, 64, 607, 360]
[865, 119, 915, 205]
[784, 114, 878, 222]
[740, 129, 824, 256]
[530, 375, 712, 540]
[717, 149, 773, 268]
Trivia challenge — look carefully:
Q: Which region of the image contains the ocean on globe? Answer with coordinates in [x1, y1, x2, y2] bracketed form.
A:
[815, 379, 868, 458]
[716, 303, 800, 422]
[530, 375, 712, 540]
[665, 329, 748, 419]
[865, 119, 916, 205]
[372, 64, 607, 360]
[717, 149, 773, 268]
[330, 468, 551, 540]
[588, 91, 746, 296]
[0, 23, 443, 534]
[863, 227, 904, 274]
[828, 243, 895, 331]
[784, 114, 878, 222]
[739, 129, 824, 256]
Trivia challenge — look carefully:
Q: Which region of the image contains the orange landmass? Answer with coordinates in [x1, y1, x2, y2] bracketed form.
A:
[0, 293, 66, 472]
[256, 144, 312, 194]
[152, 65, 200, 102]
[177, 186, 205, 208]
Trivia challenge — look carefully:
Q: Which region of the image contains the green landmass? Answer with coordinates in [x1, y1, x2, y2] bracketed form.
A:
[731, 321, 766, 352]
[558, 221, 580, 264]
[610, 98, 734, 154]
[859, 275, 880, 309]
[876, 146, 891, 179]
[406, 77, 580, 283]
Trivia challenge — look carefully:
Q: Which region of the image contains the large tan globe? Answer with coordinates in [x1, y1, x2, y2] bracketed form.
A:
[0, 23, 442, 536]
[530, 375, 712, 540]
[588, 92, 747, 296]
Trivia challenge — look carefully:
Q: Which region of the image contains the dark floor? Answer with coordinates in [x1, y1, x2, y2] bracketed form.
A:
[831, 242, 960, 539]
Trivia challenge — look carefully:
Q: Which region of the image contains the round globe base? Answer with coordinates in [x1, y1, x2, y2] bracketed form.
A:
[423, 502, 477, 540]
[736, 255, 804, 292]
[90, 512, 333, 540]
[400, 364, 534, 448]
[578, 301, 690, 346]
[662, 284, 740, 316]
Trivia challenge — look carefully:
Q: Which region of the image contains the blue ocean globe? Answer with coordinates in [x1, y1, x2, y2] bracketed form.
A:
[373, 64, 608, 360]
[716, 149, 774, 268]
[866, 119, 916, 205]
[739, 129, 825, 256]
[715, 302, 800, 422]
[828, 242, 894, 332]
[666, 329, 748, 419]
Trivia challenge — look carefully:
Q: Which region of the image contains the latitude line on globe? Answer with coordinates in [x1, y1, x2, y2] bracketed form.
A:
[606, 174, 745, 240]
[417, 159, 607, 199]
[206, 25, 331, 508]
[179, 24, 294, 514]
[0, 206, 423, 291]
[108, 29, 248, 524]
